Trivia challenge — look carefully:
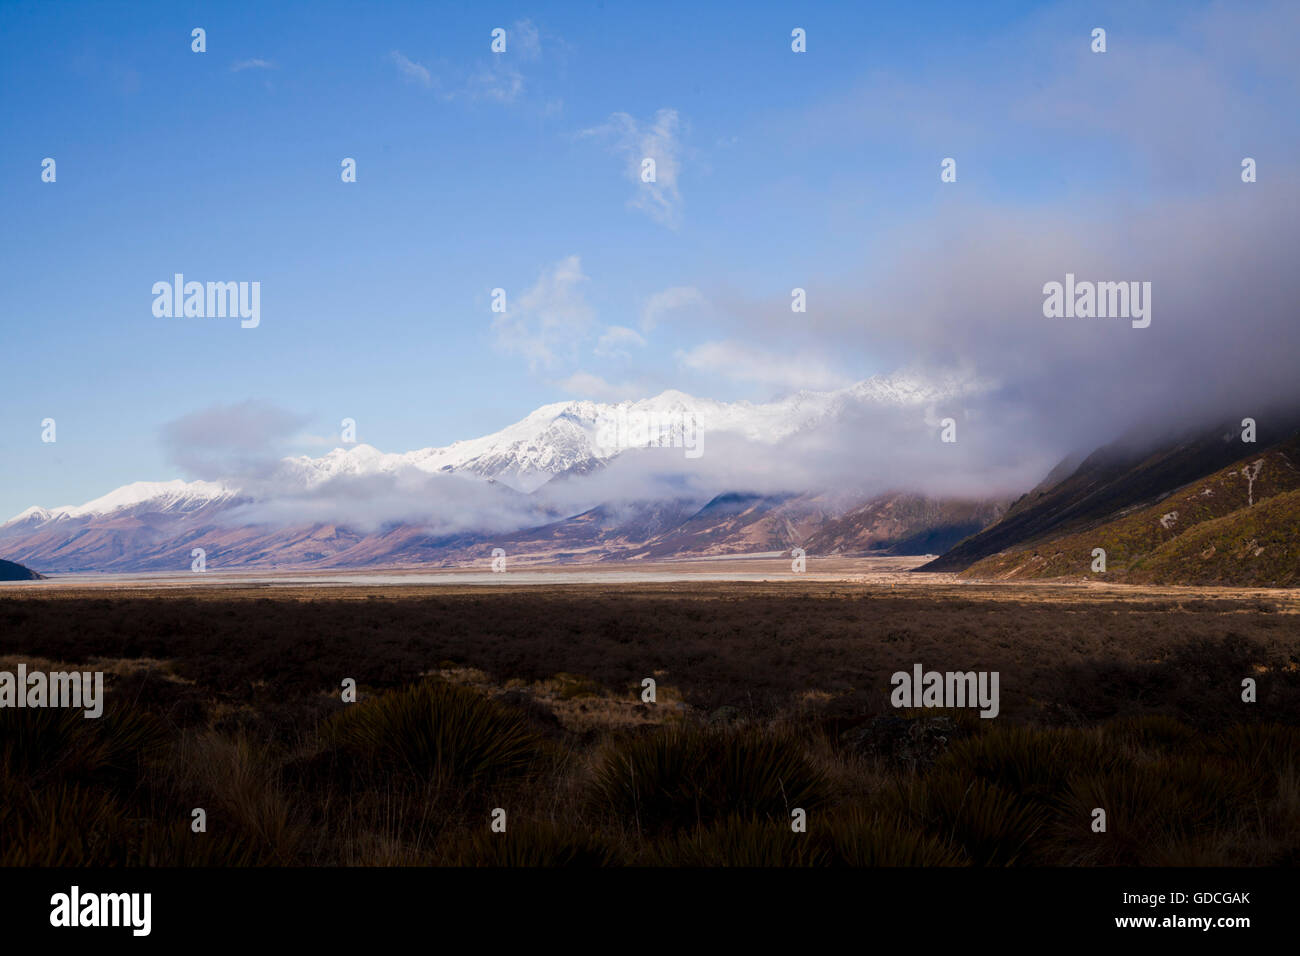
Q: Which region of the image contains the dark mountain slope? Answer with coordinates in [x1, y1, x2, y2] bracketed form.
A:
[921, 417, 1300, 573]
[0, 558, 44, 580]
[803, 493, 1006, 556]
[960, 438, 1300, 585]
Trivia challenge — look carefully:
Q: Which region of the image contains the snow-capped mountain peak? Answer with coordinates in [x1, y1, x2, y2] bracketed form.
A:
[6, 371, 984, 526]
[4, 480, 235, 528]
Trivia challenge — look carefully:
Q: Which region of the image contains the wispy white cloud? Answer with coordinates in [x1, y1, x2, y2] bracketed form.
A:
[507, 19, 542, 61]
[294, 432, 344, 449]
[582, 108, 685, 228]
[455, 20, 542, 104]
[641, 285, 704, 332]
[389, 50, 432, 88]
[553, 371, 644, 402]
[463, 63, 525, 103]
[492, 255, 595, 370]
[593, 325, 647, 359]
[231, 58, 275, 72]
[391, 20, 551, 106]
[678, 340, 851, 393]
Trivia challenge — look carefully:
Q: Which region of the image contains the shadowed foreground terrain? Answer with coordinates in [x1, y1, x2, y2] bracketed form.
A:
[2, 580, 1298, 866]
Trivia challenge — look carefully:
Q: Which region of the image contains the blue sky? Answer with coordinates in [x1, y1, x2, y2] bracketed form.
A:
[2, 0, 1297, 518]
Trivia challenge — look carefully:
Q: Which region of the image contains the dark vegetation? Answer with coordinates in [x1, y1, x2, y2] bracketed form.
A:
[924, 423, 1300, 575]
[1, 583, 1297, 865]
[961, 440, 1300, 586]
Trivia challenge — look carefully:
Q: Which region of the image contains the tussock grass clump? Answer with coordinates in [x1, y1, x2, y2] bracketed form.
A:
[0, 700, 167, 786]
[322, 680, 544, 791]
[0, 780, 130, 866]
[818, 809, 969, 867]
[128, 820, 273, 867]
[89, 703, 170, 782]
[652, 815, 822, 867]
[443, 821, 623, 867]
[0, 777, 270, 866]
[1155, 756, 1257, 829]
[1102, 714, 1197, 754]
[1207, 723, 1300, 772]
[0, 707, 100, 782]
[901, 773, 1046, 866]
[936, 724, 1114, 809]
[590, 724, 831, 834]
[164, 730, 304, 864]
[1051, 758, 1257, 865]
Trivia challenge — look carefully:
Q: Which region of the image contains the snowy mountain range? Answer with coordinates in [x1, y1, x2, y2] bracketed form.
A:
[0, 372, 999, 572]
[9, 372, 979, 520]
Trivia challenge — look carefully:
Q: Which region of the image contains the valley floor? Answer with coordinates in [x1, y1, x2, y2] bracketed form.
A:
[5, 553, 1300, 605]
[2, 571, 1298, 865]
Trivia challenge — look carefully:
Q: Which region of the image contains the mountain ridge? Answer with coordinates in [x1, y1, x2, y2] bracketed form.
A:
[7, 371, 979, 527]
[919, 415, 1300, 573]
[932, 424, 1300, 587]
